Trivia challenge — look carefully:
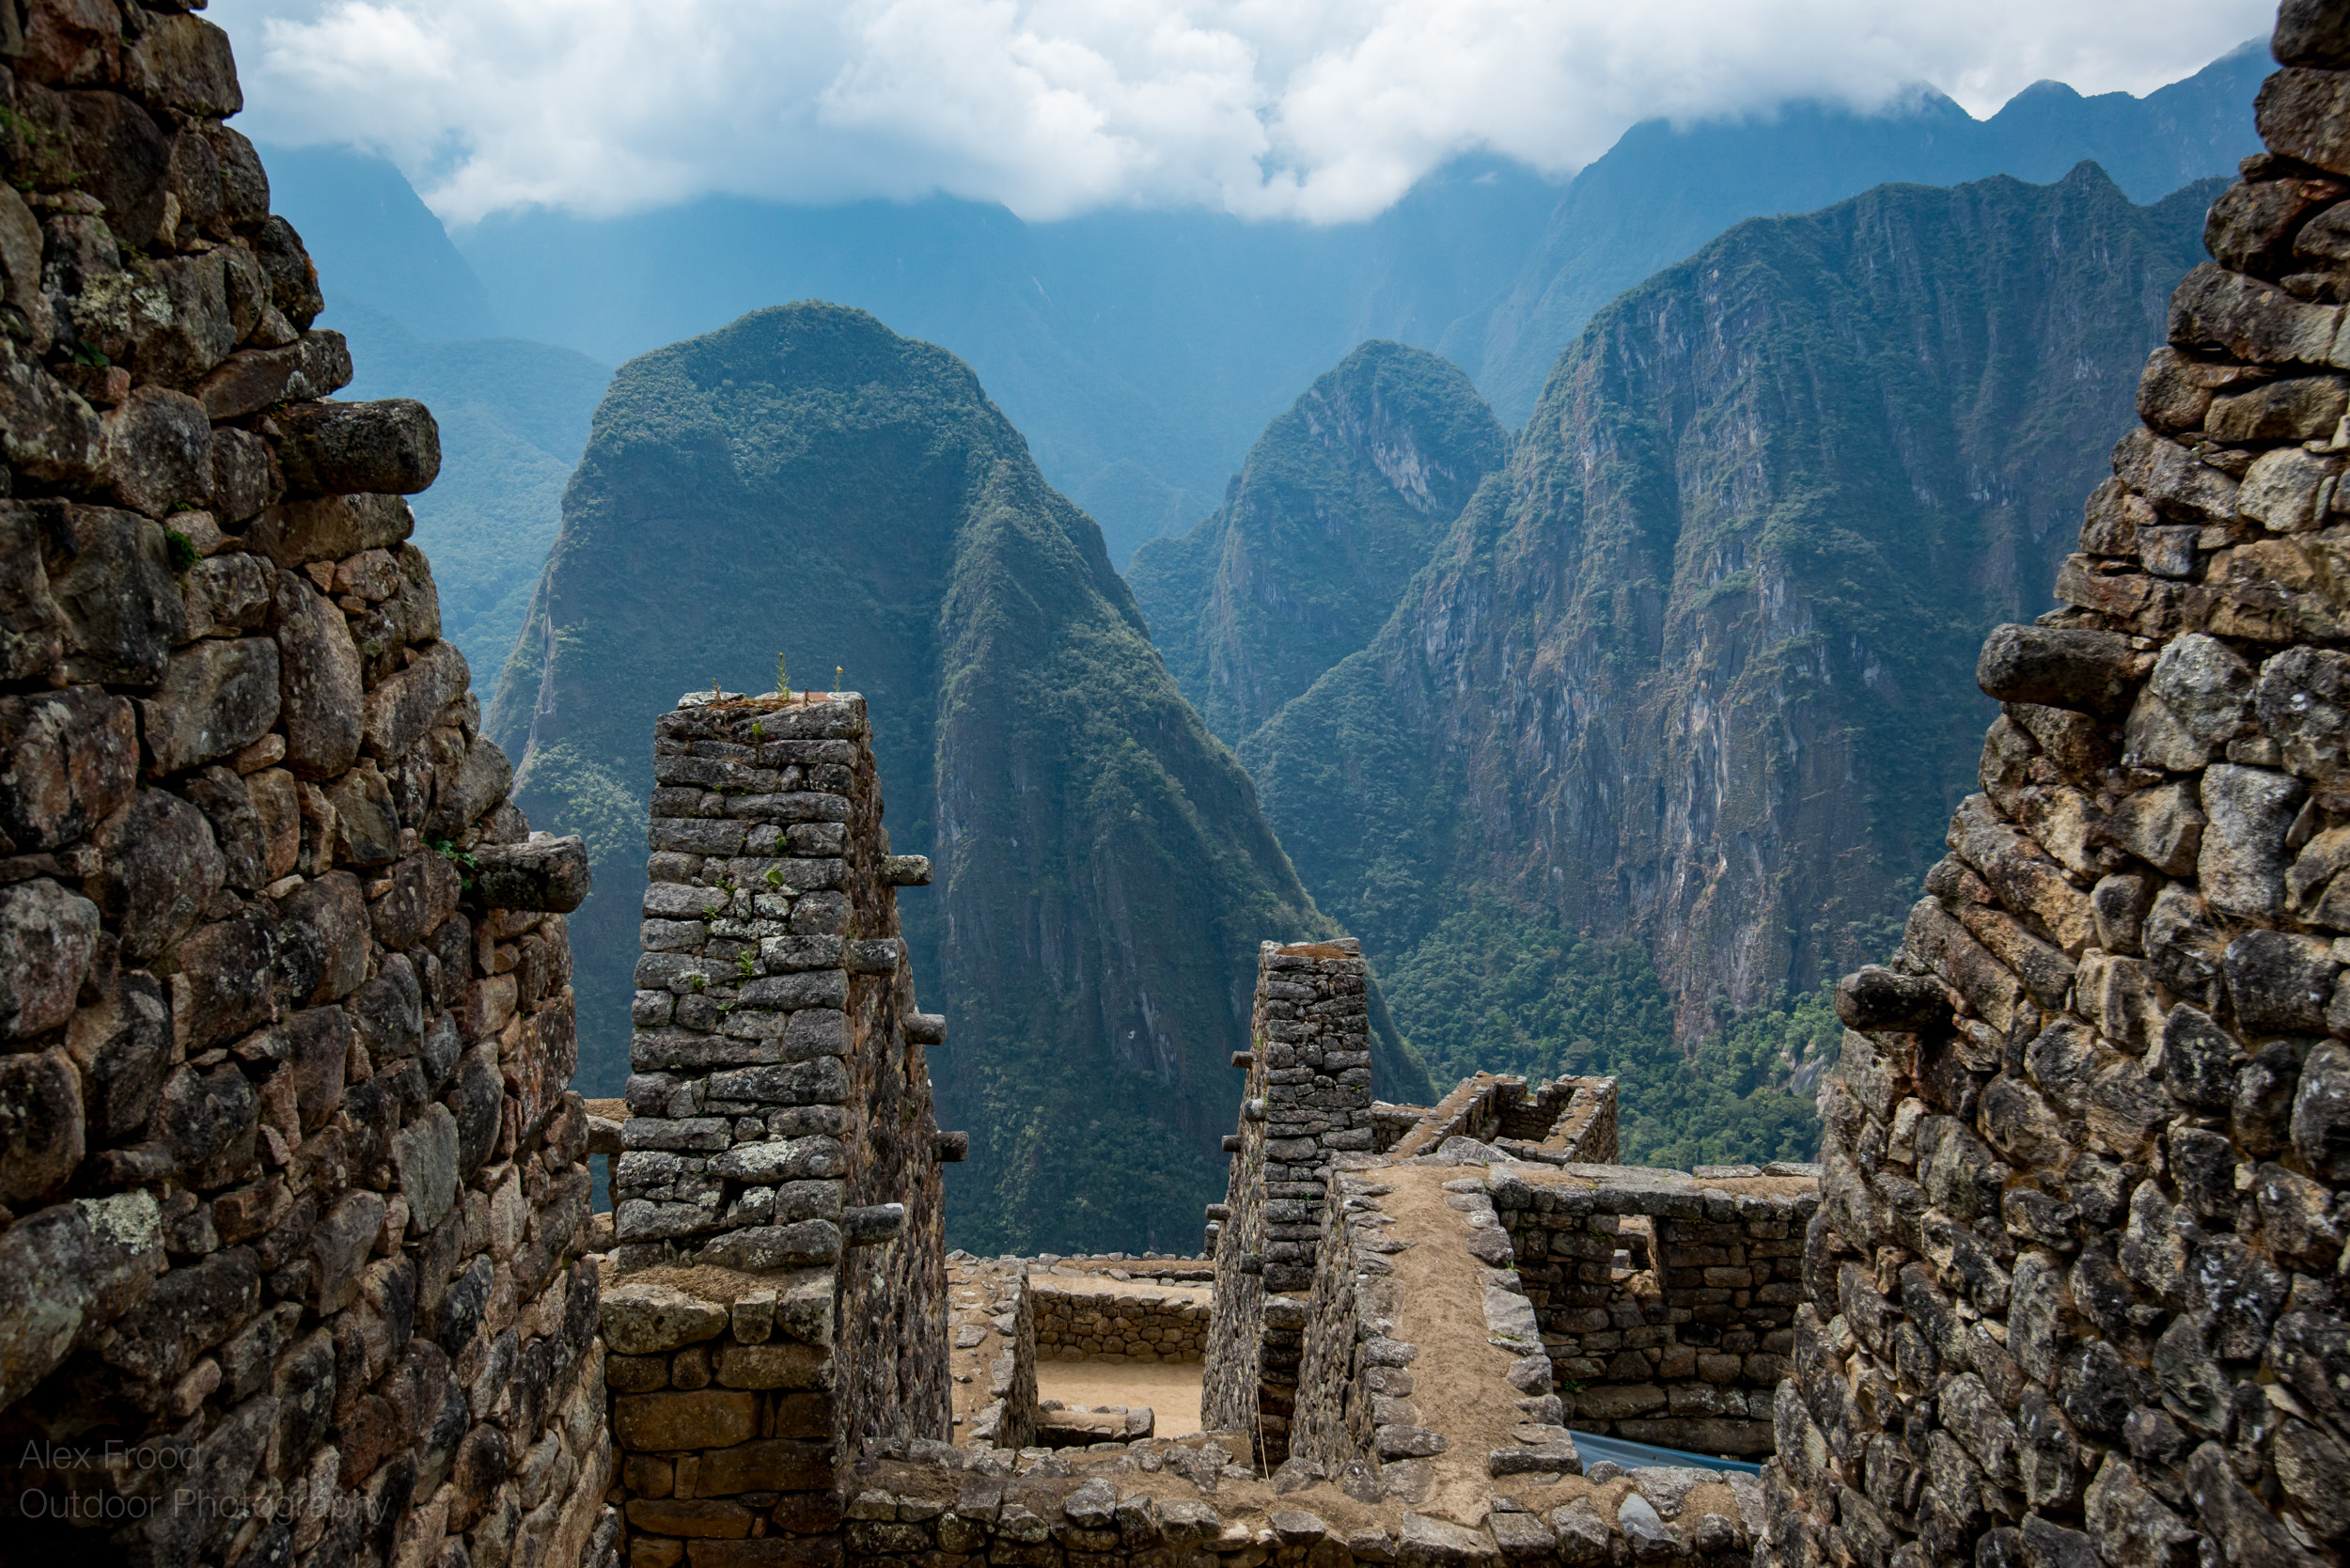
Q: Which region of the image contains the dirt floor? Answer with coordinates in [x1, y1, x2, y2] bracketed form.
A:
[1035, 1360, 1205, 1436]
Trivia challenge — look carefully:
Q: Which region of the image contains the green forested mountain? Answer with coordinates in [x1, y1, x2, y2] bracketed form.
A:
[1241, 165, 2221, 1097]
[489, 303, 1427, 1252]
[1128, 342, 1507, 747]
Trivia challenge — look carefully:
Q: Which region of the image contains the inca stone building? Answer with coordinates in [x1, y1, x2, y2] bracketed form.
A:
[7, 1, 2350, 1566]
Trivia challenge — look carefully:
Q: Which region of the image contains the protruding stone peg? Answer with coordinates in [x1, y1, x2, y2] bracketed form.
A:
[1205, 1204, 1231, 1220]
[1222, 1135, 1242, 1152]
[1204, 1222, 1222, 1247]
[470, 834, 590, 912]
[936, 1131, 969, 1163]
[1231, 1051, 1254, 1069]
[1241, 1098, 1268, 1122]
[1833, 965, 1953, 1033]
[1237, 1254, 1263, 1275]
[842, 1204, 905, 1245]
[1975, 623, 2141, 713]
[269, 398, 441, 494]
[904, 1013, 947, 1044]
[883, 855, 932, 886]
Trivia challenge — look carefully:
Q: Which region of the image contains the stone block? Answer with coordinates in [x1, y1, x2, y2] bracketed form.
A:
[714, 1341, 831, 1389]
[613, 1390, 760, 1451]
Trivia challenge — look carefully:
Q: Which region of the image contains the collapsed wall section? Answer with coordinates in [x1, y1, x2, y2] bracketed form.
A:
[603, 692, 955, 1562]
[1762, 8, 2350, 1561]
[0, 4, 608, 1564]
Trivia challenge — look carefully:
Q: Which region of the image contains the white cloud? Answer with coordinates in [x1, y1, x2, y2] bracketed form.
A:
[207, 0, 2276, 226]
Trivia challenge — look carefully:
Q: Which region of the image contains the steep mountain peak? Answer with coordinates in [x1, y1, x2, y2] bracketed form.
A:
[1129, 339, 1506, 747]
[492, 299, 1409, 1252]
[1248, 162, 2216, 1052]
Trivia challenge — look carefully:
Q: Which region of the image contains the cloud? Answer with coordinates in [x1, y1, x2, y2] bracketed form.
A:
[208, 0, 2275, 226]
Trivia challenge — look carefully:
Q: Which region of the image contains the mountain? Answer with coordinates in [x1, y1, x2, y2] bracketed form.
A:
[486, 303, 1427, 1252]
[260, 143, 500, 340]
[258, 146, 614, 694]
[1127, 341, 1509, 747]
[1456, 41, 2269, 420]
[1242, 164, 2225, 1058]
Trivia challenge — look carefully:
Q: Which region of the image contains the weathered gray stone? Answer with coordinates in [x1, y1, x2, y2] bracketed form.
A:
[2200, 763, 2305, 917]
[0, 1047, 83, 1204]
[395, 1104, 461, 1235]
[470, 835, 589, 914]
[0, 686, 137, 853]
[155, 1060, 258, 1189]
[271, 572, 363, 778]
[89, 786, 223, 962]
[141, 636, 280, 776]
[0, 877, 100, 1039]
[2126, 634, 2253, 770]
[1977, 624, 2141, 713]
[361, 639, 467, 761]
[47, 506, 186, 685]
[2289, 1039, 2350, 1179]
[271, 398, 441, 495]
[2256, 645, 2350, 780]
[2227, 929, 2341, 1033]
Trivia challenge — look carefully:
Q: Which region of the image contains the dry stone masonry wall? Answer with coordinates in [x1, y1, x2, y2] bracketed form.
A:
[1759, 5, 2350, 1561]
[0, 4, 609, 1565]
[601, 691, 956, 1567]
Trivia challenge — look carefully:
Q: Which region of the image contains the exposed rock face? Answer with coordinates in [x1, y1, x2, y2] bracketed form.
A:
[1762, 9, 2350, 1563]
[490, 302, 1425, 1254]
[0, 7, 608, 1565]
[1246, 164, 2220, 1041]
[1128, 341, 1507, 747]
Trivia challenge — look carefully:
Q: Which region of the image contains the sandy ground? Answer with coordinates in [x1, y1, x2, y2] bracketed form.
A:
[1035, 1360, 1205, 1436]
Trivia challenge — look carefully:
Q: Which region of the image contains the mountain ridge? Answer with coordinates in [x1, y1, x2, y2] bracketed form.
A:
[489, 302, 1430, 1252]
[1242, 163, 2225, 1050]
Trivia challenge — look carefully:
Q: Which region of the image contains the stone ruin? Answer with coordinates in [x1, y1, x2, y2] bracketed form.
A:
[8, 1, 2350, 1566]
[1754, 7, 2350, 1564]
[0, 2, 606, 1566]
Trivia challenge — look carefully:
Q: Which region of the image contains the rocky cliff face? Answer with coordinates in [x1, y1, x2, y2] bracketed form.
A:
[1245, 164, 2222, 1043]
[1128, 341, 1507, 747]
[0, 5, 609, 1565]
[1765, 7, 2350, 1562]
[491, 303, 1418, 1253]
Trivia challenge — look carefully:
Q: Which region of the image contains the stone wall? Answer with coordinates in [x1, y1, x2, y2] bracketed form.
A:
[1203, 940, 1375, 1463]
[948, 1256, 1036, 1453]
[1489, 1168, 1812, 1458]
[604, 691, 958, 1565]
[1761, 8, 2350, 1560]
[1033, 1284, 1209, 1363]
[0, 5, 612, 1565]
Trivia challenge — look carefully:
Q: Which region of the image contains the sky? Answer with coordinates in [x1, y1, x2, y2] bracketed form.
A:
[209, 0, 2275, 227]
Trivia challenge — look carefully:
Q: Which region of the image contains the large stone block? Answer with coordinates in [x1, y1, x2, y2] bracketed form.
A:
[0, 878, 99, 1039]
[612, 1389, 760, 1450]
[0, 685, 136, 852]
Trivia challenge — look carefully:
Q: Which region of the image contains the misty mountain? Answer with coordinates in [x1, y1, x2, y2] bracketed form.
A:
[1128, 341, 1508, 747]
[486, 303, 1423, 1253]
[260, 42, 2260, 572]
[1241, 165, 2222, 1065]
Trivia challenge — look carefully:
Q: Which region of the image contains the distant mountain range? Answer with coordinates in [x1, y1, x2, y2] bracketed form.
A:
[266, 39, 2264, 574]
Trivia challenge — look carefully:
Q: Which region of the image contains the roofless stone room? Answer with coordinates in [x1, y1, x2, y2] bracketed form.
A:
[0, 0, 2345, 1564]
